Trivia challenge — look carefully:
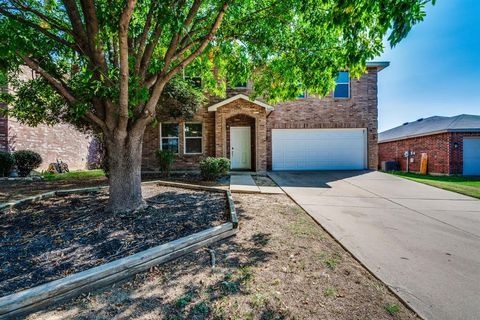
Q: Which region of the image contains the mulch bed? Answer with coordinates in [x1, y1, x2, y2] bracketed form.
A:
[0, 184, 228, 297]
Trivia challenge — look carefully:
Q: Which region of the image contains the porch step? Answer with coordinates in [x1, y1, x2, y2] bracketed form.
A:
[229, 175, 260, 193]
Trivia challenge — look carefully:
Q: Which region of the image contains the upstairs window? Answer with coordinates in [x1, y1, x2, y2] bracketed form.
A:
[161, 123, 179, 153]
[184, 123, 203, 154]
[334, 71, 350, 99]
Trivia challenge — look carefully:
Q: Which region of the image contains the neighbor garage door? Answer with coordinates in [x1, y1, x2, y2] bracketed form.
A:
[272, 128, 367, 170]
[463, 138, 480, 176]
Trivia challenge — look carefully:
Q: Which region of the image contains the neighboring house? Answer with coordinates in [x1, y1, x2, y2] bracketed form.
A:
[0, 69, 98, 171]
[142, 61, 389, 172]
[378, 114, 480, 175]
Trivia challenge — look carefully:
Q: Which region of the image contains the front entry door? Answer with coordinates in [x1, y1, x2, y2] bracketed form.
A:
[230, 127, 251, 170]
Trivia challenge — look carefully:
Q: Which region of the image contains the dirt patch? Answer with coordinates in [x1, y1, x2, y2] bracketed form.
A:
[0, 185, 228, 296]
[28, 193, 418, 320]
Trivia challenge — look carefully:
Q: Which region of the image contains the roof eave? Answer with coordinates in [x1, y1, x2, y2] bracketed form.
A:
[207, 94, 274, 112]
[366, 61, 390, 71]
[378, 128, 480, 143]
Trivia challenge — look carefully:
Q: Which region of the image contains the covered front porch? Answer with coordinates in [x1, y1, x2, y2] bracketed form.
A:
[208, 94, 273, 173]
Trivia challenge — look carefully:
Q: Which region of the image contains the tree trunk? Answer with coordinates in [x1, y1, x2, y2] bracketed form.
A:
[105, 132, 146, 213]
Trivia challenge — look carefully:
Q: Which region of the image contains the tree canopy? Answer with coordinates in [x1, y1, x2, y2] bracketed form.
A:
[0, 0, 434, 212]
[0, 0, 433, 129]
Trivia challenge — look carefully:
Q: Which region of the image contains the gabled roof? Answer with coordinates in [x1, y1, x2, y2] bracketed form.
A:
[207, 94, 274, 112]
[379, 114, 480, 142]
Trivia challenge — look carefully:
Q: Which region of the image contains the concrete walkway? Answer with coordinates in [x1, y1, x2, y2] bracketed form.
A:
[229, 174, 260, 193]
[269, 171, 480, 320]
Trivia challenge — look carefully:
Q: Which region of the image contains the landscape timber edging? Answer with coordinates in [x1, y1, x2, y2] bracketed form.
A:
[0, 182, 238, 319]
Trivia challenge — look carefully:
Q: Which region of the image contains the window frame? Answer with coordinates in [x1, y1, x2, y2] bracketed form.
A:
[184, 122, 203, 155]
[333, 71, 351, 99]
[160, 122, 180, 154]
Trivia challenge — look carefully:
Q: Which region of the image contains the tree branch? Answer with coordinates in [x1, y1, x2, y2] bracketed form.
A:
[134, 2, 156, 75]
[62, 0, 89, 52]
[118, 0, 138, 131]
[0, 7, 78, 51]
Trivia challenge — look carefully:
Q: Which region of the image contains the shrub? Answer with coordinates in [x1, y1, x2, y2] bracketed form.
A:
[155, 149, 176, 176]
[13, 150, 42, 177]
[199, 157, 230, 181]
[0, 151, 15, 177]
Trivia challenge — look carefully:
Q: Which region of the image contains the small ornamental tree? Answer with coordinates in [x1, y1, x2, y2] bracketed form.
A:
[0, 0, 433, 213]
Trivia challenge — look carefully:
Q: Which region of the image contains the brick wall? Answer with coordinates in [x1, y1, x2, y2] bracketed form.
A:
[378, 132, 480, 175]
[266, 67, 379, 170]
[141, 104, 216, 171]
[214, 100, 267, 172]
[8, 118, 96, 170]
[378, 133, 451, 174]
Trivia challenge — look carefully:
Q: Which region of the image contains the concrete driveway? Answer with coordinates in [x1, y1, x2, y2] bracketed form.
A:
[269, 171, 480, 320]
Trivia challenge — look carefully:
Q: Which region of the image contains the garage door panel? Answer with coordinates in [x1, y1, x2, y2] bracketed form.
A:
[272, 129, 367, 171]
[463, 138, 480, 176]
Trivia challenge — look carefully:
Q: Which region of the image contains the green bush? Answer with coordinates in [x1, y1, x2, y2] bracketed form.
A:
[13, 150, 42, 177]
[155, 149, 176, 176]
[0, 151, 15, 177]
[200, 157, 230, 181]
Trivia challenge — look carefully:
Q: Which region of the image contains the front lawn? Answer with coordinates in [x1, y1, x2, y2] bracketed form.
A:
[388, 171, 480, 199]
[27, 192, 417, 320]
[41, 169, 106, 181]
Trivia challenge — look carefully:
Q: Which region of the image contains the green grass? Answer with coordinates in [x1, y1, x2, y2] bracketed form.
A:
[387, 171, 480, 199]
[385, 303, 400, 316]
[41, 169, 105, 181]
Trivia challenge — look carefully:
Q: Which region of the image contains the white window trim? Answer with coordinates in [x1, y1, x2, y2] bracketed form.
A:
[333, 71, 351, 99]
[159, 122, 179, 153]
[184, 122, 203, 155]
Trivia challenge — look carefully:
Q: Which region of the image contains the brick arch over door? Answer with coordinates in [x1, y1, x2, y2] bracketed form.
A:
[214, 100, 267, 172]
[226, 114, 256, 171]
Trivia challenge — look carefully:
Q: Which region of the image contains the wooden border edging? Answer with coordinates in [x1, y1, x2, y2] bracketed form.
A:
[0, 181, 238, 318]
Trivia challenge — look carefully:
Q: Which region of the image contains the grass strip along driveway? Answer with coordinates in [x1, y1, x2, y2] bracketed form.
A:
[388, 171, 480, 199]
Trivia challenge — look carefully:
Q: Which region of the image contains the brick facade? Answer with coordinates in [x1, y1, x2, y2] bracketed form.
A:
[1, 68, 97, 171]
[141, 68, 380, 172]
[8, 118, 96, 170]
[378, 132, 480, 174]
[266, 67, 379, 170]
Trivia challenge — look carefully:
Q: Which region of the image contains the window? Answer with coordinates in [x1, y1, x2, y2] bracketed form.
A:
[161, 123, 179, 153]
[235, 82, 247, 88]
[184, 123, 203, 154]
[333, 71, 350, 98]
[297, 91, 307, 99]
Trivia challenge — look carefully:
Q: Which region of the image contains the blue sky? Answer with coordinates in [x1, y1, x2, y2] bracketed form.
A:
[376, 0, 480, 132]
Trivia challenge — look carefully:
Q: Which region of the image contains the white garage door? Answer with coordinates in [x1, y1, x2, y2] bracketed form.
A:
[463, 138, 480, 176]
[272, 128, 367, 171]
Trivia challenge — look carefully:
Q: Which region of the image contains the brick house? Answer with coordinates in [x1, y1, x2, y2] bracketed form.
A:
[142, 62, 389, 173]
[0, 68, 98, 171]
[378, 115, 480, 175]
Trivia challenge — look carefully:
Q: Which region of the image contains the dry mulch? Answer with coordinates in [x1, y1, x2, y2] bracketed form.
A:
[27, 192, 418, 320]
[0, 177, 108, 203]
[0, 185, 228, 297]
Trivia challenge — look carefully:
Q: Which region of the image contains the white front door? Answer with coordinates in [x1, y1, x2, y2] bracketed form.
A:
[230, 127, 251, 169]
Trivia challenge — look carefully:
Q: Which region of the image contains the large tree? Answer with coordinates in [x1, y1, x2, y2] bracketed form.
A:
[0, 0, 433, 213]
